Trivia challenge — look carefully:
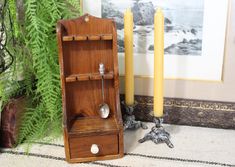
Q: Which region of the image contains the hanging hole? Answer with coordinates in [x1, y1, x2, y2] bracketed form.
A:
[85, 16, 89, 22]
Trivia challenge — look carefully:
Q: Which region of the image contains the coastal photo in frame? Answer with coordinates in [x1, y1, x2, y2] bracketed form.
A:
[83, 0, 230, 81]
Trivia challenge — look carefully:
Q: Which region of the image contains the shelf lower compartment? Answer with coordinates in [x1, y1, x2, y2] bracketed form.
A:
[68, 117, 120, 160]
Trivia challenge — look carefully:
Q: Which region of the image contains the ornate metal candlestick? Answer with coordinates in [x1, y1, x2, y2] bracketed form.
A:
[121, 101, 148, 130]
[138, 117, 174, 148]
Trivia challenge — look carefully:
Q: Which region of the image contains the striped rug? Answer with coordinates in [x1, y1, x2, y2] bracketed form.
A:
[1, 124, 235, 167]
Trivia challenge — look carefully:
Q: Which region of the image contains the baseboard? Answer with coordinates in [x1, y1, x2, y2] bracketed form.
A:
[120, 95, 235, 129]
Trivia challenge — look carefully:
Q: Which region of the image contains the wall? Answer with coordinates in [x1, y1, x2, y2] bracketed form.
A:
[120, 0, 235, 102]
[83, 0, 235, 102]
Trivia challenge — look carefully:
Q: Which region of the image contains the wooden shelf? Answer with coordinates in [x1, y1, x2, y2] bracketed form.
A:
[65, 71, 114, 82]
[69, 117, 119, 136]
[57, 14, 124, 162]
[62, 34, 113, 42]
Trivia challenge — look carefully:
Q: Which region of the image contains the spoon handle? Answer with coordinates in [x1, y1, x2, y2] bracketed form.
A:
[99, 63, 105, 103]
[101, 76, 105, 103]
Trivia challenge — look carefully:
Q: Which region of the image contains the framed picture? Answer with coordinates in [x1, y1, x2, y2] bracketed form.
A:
[83, 0, 230, 81]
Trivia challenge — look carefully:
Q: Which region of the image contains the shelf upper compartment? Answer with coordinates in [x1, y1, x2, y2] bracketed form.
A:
[57, 14, 123, 135]
[69, 117, 119, 136]
[62, 34, 113, 41]
[65, 71, 114, 82]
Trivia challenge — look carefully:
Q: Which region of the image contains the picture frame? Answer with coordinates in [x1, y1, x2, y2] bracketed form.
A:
[82, 0, 230, 81]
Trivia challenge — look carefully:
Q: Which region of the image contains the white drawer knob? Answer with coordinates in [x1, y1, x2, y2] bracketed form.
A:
[91, 144, 99, 154]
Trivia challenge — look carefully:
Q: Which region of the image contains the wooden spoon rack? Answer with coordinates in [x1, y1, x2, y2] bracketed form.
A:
[56, 14, 124, 163]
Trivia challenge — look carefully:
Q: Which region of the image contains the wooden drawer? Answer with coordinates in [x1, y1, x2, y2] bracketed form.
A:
[69, 134, 118, 159]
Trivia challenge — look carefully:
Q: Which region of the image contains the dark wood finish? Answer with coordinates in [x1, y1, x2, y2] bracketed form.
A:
[0, 96, 26, 148]
[57, 14, 123, 163]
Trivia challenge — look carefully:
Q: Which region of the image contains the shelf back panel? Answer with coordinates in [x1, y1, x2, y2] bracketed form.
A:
[65, 80, 116, 118]
[63, 41, 113, 76]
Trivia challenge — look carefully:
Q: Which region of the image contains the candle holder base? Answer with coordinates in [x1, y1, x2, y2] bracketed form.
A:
[121, 101, 148, 130]
[138, 117, 174, 148]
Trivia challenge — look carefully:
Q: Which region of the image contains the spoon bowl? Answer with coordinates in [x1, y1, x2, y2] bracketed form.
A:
[99, 103, 110, 119]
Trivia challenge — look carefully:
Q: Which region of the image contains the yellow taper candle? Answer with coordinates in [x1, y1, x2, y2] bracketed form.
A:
[154, 8, 164, 117]
[124, 8, 134, 105]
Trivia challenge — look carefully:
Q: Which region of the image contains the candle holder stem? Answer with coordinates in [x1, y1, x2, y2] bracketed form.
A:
[138, 117, 174, 148]
[121, 101, 148, 130]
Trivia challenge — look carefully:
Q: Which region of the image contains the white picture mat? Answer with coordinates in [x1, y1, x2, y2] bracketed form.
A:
[83, 0, 229, 81]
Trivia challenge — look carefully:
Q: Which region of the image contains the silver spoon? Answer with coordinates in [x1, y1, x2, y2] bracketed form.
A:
[99, 63, 110, 119]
